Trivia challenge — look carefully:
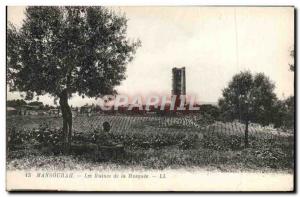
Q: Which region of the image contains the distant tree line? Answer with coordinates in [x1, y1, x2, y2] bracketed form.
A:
[7, 99, 57, 110]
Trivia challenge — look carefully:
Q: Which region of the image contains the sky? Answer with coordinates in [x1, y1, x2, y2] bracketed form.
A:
[7, 6, 294, 107]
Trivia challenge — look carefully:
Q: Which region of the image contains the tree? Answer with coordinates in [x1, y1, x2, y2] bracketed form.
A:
[6, 99, 27, 108]
[289, 49, 295, 72]
[287, 49, 295, 129]
[7, 6, 141, 151]
[218, 71, 277, 147]
[199, 104, 220, 121]
[28, 101, 43, 106]
[272, 96, 294, 129]
[284, 96, 295, 129]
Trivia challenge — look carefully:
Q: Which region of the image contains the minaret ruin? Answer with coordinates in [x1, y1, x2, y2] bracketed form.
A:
[172, 67, 186, 106]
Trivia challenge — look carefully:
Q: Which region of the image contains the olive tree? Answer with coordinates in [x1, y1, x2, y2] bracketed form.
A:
[7, 6, 141, 151]
[218, 71, 277, 147]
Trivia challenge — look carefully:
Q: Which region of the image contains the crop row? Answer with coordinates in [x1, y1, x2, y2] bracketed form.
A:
[7, 115, 292, 140]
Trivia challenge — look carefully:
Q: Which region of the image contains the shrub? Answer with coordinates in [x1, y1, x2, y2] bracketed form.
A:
[202, 133, 242, 151]
[228, 135, 242, 150]
[178, 134, 198, 150]
[7, 124, 61, 150]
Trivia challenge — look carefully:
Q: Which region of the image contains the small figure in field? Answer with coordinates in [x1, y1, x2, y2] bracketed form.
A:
[103, 121, 111, 132]
[94, 121, 115, 146]
[94, 121, 125, 161]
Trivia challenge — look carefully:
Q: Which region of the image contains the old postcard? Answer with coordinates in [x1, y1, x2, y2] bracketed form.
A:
[6, 6, 294, 191]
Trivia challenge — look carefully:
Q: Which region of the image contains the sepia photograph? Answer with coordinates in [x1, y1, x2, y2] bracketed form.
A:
[6, 5, 295, 191]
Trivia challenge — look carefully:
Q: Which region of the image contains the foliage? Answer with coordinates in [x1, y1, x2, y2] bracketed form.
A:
[7, 113, 294, 171]
[93, 128, 198, 150]
[289, 49, 294, 72]
[202, 133, 242, 151]
[7, 124, 61, 151]
[7, 122, 294, 171]
[218, 71, 277, 125]
[272, 96, 294, 129]
[218, 71, 280, 147]
[199, 104, 220, 120]
[28, 101, 43, 107]
[7, 6, 141, 148]
[7, 130, 294, 171]
[7, 124, 197, 152]
[6, 99, 27, 108]
[7, 6, 141, 99]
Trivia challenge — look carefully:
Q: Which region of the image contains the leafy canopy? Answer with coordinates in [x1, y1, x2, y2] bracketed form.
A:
[7, 6, 141, 99]
[218, 71, 277, 125]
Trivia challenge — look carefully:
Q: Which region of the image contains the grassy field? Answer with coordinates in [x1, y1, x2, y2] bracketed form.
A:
[7, 114, 292, 138]
[6, 114, 294, 172]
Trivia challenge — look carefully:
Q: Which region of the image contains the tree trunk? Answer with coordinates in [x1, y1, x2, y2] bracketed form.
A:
[244, 120, 249, 148]
[59, 89, 72, 153]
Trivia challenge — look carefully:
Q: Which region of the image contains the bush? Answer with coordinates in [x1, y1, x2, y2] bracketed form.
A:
[8, 125, 201, 152]
[199, 104, 220, 121]
[228, 135, 242, 150]
[202, 133, 242, 151]
[7, 123, 294, 171]
[179, 134, 198, 150]
[7, 124, 61, 150]
[107, 131, 193, 149]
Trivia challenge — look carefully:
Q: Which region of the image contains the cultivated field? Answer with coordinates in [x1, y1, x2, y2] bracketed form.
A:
[7, 114, 292, 139]
[6, 114, 294, 172]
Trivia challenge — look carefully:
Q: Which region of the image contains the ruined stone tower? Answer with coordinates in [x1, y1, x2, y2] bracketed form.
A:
[172, 67, 186, 106]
